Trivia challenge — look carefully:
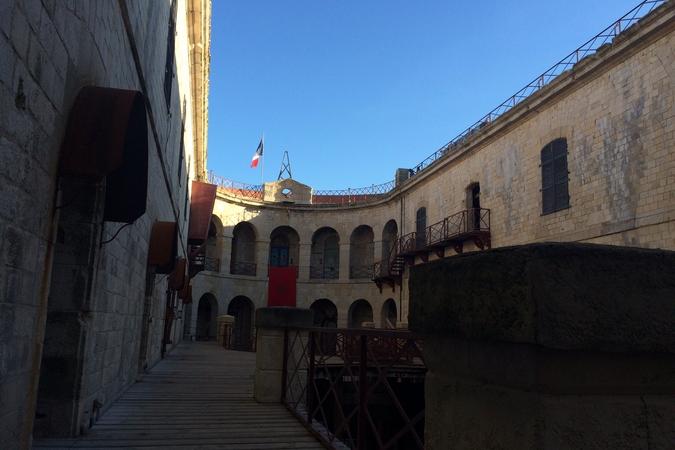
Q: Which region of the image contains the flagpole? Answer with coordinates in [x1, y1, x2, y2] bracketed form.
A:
[261, 133, 265, 188]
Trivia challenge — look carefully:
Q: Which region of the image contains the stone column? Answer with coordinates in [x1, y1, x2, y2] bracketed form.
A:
[254, 307, 313, 403]
[409, 243, 675, 450]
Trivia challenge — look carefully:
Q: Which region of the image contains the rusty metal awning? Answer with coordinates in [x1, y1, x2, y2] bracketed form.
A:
[148, 221, 178, 274]
[59, 86, 149, 223]
[187, 181, 217, 245]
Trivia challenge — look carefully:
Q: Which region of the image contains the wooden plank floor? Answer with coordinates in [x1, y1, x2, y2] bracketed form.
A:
[33, 341, 324, 449]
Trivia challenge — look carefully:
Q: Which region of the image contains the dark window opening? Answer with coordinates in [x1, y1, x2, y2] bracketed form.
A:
[541, 138, 569, 215]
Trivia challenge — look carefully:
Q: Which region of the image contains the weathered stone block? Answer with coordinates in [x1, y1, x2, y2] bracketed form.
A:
[411, 243, 675, 450]
[410, 243, 675, 353]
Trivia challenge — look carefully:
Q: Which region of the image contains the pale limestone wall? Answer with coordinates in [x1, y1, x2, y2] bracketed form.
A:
[0, 0, 206, 446]
[193, 3, 674, 335]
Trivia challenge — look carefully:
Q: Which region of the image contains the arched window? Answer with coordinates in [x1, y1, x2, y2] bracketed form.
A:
[227, 296, 255, 351]
[205, 216, 223, 272]
[415, 207, 427, 249]
[349, 225, 374, 279]
[348, 299, 373, 328]
[381, 299, 397, 329]
[269, 226, 300, 268]
[541, 138, 569, 214]
[310, 227, 340, 279]
[230, 222, 256, 276]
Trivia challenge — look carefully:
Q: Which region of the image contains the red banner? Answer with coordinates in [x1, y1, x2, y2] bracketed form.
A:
[268, 266, 297, 307]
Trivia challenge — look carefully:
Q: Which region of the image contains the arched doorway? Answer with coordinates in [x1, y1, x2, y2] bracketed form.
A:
[382, 220, 398, 261]
[310, 299, 338, 355]
[310, 299, 338, 328]
[348, 299, 373, 328]
[228, 296, 255, 351]
[415, 207, 427, 249]
[196, 293, 218, 340]
[269, 226, 300, 268]
[381, 299, 397, 329]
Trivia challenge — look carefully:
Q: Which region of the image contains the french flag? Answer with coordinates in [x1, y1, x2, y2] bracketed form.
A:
[250, 138, 264, 168]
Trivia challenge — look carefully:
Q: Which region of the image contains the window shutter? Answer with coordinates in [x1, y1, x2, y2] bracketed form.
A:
[541, 138, 569, 214]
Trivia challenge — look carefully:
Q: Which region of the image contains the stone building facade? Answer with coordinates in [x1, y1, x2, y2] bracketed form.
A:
[190, 1, 674, 346]
[0, 0, 211, 448]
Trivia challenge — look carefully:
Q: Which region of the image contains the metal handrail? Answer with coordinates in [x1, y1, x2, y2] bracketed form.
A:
[230, 260, 256, 276]
[407, 0, 665, 177]
[207, 1, 665, 207]
[208, 171, 264, 201]
[282, 327, 426, 449]
[373, 208, 491, 278]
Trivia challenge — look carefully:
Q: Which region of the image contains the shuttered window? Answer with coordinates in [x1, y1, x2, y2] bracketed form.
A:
[541, 138, 569, 214]
[163, 0, 177, 111]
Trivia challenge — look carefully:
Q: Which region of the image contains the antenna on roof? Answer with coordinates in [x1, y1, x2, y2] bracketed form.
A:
[277, 151, 293, 180]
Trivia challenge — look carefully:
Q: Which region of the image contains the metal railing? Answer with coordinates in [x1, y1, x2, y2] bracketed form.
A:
[207, 1, 665, 207]
[208, 171, 264, 201]
[349, 264, 374, 279]
[283, 327, 426, 449]
[373, 208, 491, 278]
[310, 265, 339, 279]
[311, 180, 396, 207]
[407, 0, 666, 177]
[230, 260, 257, 276]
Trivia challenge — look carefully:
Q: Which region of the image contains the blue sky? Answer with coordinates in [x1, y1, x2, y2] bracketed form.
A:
[207, 0, 641, 189]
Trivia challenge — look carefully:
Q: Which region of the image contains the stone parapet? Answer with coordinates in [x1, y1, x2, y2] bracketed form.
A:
[253, 307, 313, 403]
[410, 243, 675, 450]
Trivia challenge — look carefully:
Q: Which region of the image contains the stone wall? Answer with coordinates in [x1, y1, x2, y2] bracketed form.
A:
[192, 2, 674, 335]
[0, 0, 207, 447]
[409, 243, 675, 449]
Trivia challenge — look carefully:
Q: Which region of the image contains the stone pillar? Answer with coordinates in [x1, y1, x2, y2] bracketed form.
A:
[216, 314, 234, 347]
[254, 307, 313, 403]
[256, 238, 269, 279]
[410, 243, 675, 450]
[298, 243, 311, 280]
[339, 242, 350, 280]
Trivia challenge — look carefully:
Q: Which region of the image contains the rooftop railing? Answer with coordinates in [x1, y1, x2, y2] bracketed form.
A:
[209, 0, 665, 207]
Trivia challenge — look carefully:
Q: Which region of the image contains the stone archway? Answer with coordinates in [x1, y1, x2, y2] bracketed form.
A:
[228, 296, 255, 351]
[196, 293, 218, 340]
[381, 299, 397, 329]
[348, 299, 373, 328]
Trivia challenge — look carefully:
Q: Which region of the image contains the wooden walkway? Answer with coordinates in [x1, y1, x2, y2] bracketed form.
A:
[34, 341, 323, 449]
